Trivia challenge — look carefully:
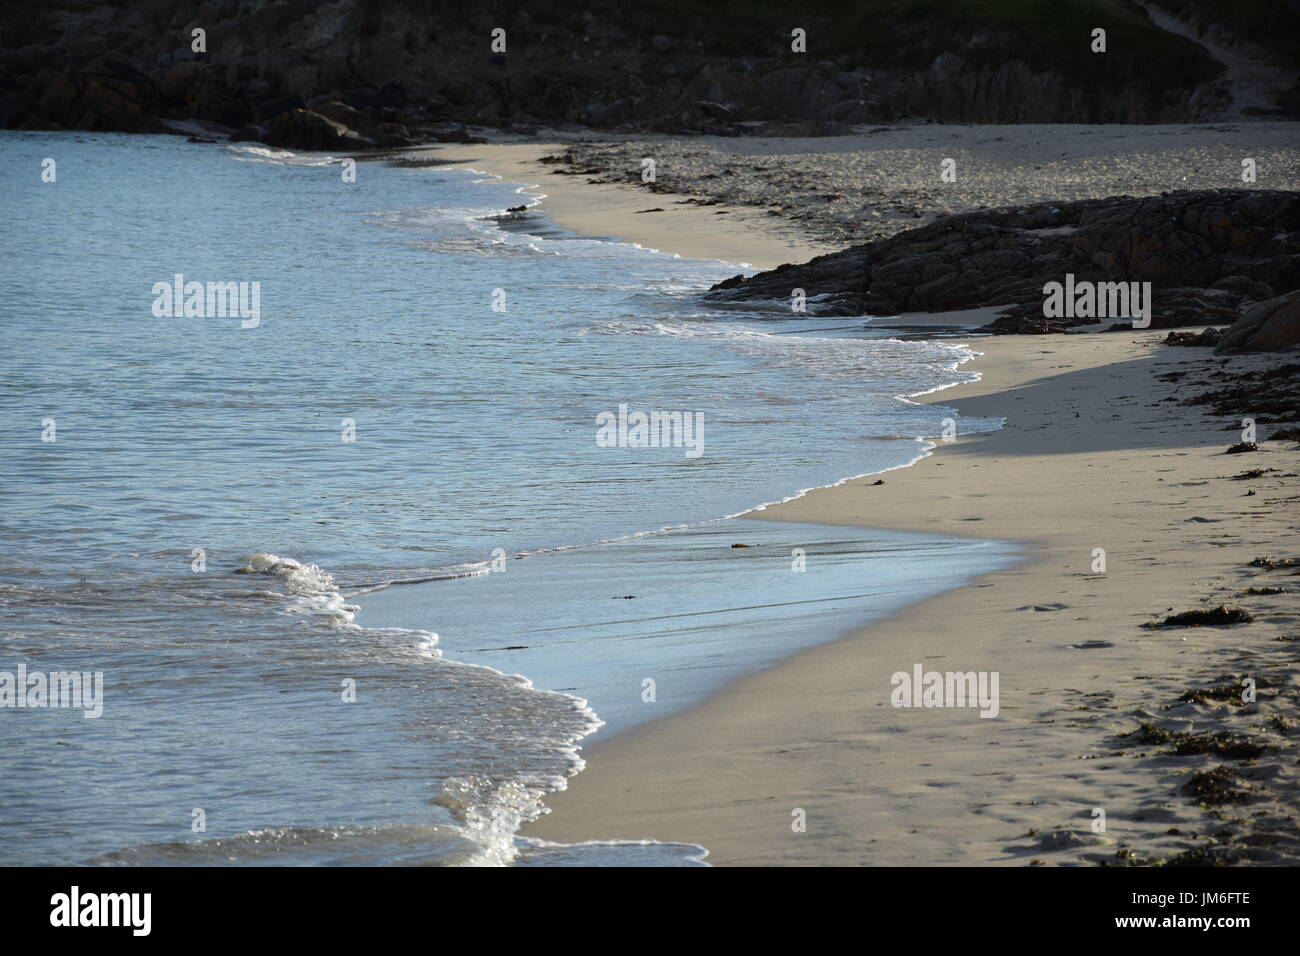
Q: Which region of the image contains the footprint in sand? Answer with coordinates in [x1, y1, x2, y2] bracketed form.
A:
[1017, 603, 1070, 612]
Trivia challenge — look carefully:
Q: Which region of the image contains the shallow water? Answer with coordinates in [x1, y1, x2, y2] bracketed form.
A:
[0, 131, 1010, 865]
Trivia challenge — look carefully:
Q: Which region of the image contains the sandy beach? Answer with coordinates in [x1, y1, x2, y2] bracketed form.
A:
[13, 0, 1300, 918]
[428, 122, 1300, 251]
[424, 135, 1300, 866]
[529, 329, 1299, 865]
[425, 140, 841, 270]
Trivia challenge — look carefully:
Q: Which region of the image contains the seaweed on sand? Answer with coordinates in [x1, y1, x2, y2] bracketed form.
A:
[1143, 606, 1253, 628]
[1123, 723, 1266, 759]
[1181, 767, 1252, 806]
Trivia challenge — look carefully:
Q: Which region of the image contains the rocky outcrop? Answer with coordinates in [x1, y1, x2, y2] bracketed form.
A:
[264, 107, 372, 150]
[1, 0, 1290, 146]
[707, 190, 1300, 332]
[33, 58, 162, 133]
[1214, 290, 1300, 353]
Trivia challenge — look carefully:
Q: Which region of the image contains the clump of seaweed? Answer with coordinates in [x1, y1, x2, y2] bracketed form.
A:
[1250, 556, 1299, 570]
[1182, 767, 1252, 806]
[1123, 723, 1265, 759]
[1125, 722, 1173, 745]
[1164, 329, 1224, 347]
[1231, 468, 1278, 479]
[1177, 675, 1274, 706]
[1183, 362, 1300, 421]
[1178, 685, 1244, 705]
[1143, 606, 1253, 628]
[1242, 586, 1286, 595]
[1177, 735, 1266, 760]
[1163, 846, 1241, 867]
[1225, 442, 1258, 454]
[1101, 846, 1153, 867]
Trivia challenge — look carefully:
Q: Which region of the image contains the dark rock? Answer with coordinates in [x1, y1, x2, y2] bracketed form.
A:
[913, 271, 982, 311]
[37, 63, 158, 132]
[377, 123, 416, 148]
[432, 127, 487, 144]
[307, 97, 372, 133]
[1211, 275, 1255, 294]
[264, 108, 372, 151]
[160, 60, 201, 104]
[245, 92, 305, 124]
[860, 295, 901, 316]
[708, 191, 1300, 331]
[1246, 280, 1277, 301]
[0, 3, 1290, 150]
[747, 120, 856, 137]
[1214, 290, 1300, 353]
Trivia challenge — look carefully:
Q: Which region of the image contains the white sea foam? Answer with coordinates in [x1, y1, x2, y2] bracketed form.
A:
[235, 552, 360, 625]
[232, 550, 614, 866]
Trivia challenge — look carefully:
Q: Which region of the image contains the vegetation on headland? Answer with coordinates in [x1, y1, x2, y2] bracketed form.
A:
[617, 0, 1222, 86]
[2, 0, 1272, 140]
[1149, 0, 1300, 70]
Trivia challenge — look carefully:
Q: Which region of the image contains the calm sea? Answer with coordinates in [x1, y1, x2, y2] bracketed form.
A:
[0, 131, 1015, 865]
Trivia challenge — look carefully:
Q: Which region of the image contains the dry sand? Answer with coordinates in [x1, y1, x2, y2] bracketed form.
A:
[423, 141, 840, 270]
[432, 134, 1299, 865]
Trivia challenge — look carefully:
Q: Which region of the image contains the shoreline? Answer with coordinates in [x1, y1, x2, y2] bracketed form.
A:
[438, 123, 1300, 248]
[526, 330, 1298, 865]
[444, 141, 1300, 865]
[420, 141, 842, 270]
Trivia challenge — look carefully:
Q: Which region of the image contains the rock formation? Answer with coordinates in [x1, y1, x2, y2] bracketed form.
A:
[706, 190, 1300, 333]
[3, 0, 1295, 146]
[1214, 290, 1300, 353]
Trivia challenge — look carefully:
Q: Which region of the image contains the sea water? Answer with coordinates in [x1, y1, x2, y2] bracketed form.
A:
[0, 131, 1015, 865]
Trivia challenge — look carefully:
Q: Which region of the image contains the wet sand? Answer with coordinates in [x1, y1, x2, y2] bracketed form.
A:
[431, 130, 1300, 865]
